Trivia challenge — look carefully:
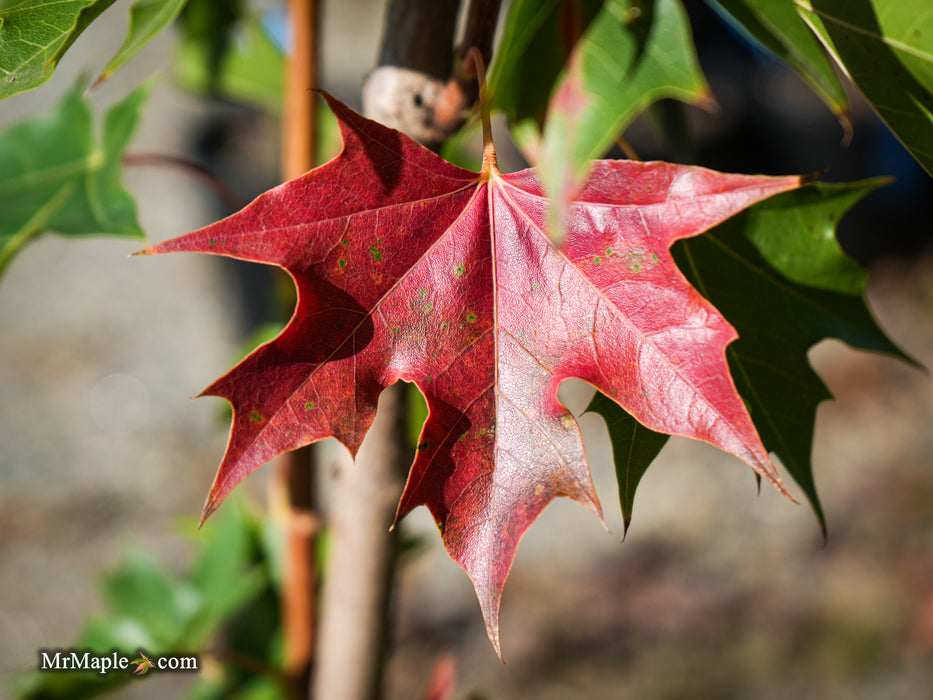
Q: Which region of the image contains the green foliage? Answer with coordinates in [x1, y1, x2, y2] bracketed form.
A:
[0, 0, 116, 99]
[592, 180, 908, 534]
[0, 79, 147, 277]
[94, 0, 188, 87]
[537, 0, 710, 193]
[708, 0, 849, 118]
[492, 0, 709, 158]
[586, 391, 668, 536]
[174, 1, 285, 111]
[490, 0, 932, 197]
[12, 499, 284, 700]
[177, 0, 245, 82]
[676, 180, 910, 531]
[797, 0, 933, 176]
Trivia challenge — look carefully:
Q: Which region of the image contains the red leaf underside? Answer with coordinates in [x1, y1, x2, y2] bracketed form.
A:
[142, 93, 800, 653]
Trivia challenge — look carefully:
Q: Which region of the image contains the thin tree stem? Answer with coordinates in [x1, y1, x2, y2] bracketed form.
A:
[277, 0, 320, 696]
[284, 0, 319, 179]
[312, 384, 410, 700]
[122, 152, 245, 211]
[614, 135, 641, 161]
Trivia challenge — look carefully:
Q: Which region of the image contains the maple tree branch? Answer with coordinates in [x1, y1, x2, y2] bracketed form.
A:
[459, 0, 501, 65]
[313, 4, 500, 697]
[376, 0, 459, 79]
[312, 384, 410, 700]
[362, 0, 503, 148]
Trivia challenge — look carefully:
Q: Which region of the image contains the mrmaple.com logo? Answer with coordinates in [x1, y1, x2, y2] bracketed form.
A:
[38, 649, 198, 675]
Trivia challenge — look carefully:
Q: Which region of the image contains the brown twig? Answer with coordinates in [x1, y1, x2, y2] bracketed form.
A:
[283, 0, 319, 179]
[122, 152, 246, 211]
[614, 134, 641, 161]
[276, 0, 320, 696]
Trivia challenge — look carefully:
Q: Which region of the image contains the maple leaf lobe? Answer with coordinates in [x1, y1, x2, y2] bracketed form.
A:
[141, 92, 800, 654]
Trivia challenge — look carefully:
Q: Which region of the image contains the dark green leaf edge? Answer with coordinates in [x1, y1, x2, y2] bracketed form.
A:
[588, 179, 912, 537]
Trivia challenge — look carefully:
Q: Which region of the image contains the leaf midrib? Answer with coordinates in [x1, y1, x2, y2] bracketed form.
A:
[0, 151, 99, 197]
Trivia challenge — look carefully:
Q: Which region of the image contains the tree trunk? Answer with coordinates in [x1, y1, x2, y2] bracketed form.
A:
[312, 1, 502, 697]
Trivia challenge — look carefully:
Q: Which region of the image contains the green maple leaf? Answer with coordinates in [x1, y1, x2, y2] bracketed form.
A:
[0, 78, 148, 279]
[590, 179, 911, 536]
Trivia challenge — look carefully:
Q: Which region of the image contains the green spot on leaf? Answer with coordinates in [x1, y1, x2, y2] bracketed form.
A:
[369, 245, 382, 261]
[593, 256, 601, 265]
[455, 264, 465, 276]
[466, 312, 477, 323]
[338, 258, 347, 268]
[305, 401, 315, 410]
[250, 411, 264, 423]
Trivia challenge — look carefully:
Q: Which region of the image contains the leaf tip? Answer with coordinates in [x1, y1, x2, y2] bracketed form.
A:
[489, 628, 504, 663]
[198, 498, 218, 528]
[475, 581, 505, 661]
[773, 475, 798, 505]
[800, 170, 826, 185]
[695, 89, 720, 114]
[86, 71, 109, 96]
[620, 516, 632, 542]
[835, 108, 853, 147]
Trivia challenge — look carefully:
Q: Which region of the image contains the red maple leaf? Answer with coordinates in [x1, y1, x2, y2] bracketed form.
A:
[142, 93, 799, 653]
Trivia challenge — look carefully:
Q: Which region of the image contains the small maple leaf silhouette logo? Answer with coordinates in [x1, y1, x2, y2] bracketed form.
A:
[130, 652, 153, 675]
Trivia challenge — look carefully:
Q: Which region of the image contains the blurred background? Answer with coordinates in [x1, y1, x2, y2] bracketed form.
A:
[1, 0, 931, 698]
